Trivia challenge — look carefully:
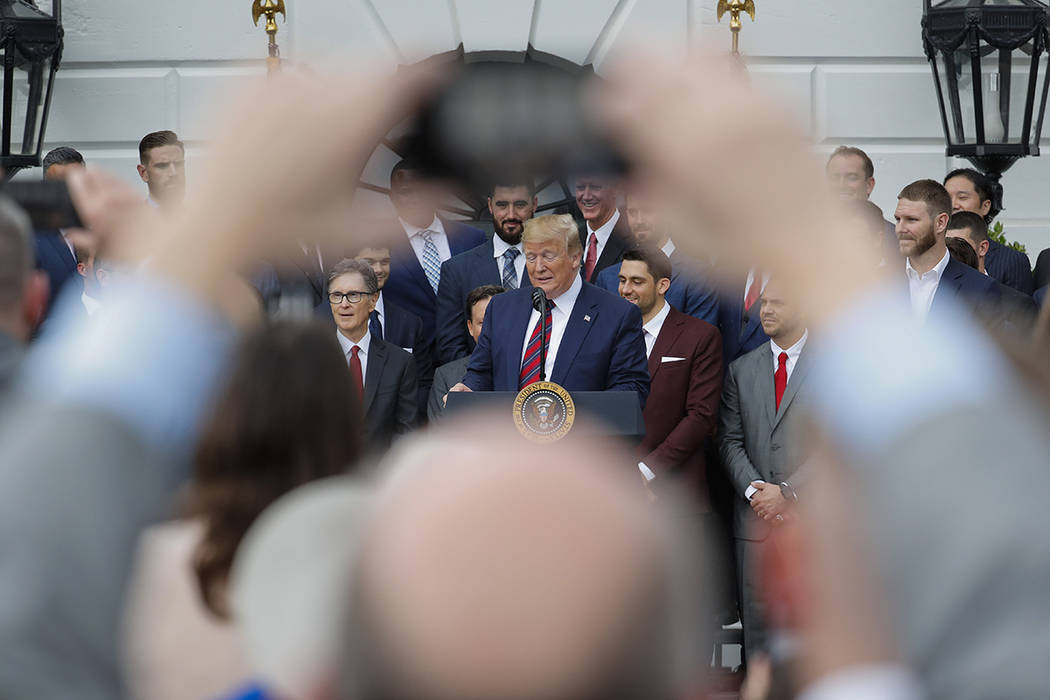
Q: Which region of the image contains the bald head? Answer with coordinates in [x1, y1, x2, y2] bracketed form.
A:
[340, 421, 706, 700]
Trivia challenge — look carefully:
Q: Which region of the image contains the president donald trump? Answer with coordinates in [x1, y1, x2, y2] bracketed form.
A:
[451, 214, 649, 404]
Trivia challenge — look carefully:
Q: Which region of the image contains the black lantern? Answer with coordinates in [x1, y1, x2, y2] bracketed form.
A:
[923, 0, 1050, 208]
[0, 0, 62, 177]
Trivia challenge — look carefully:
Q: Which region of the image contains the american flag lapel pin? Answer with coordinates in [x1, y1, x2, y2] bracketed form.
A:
[584, 315, 592, 322]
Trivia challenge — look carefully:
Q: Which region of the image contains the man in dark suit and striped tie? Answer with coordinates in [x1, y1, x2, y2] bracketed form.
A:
[435, 179, 534, 364]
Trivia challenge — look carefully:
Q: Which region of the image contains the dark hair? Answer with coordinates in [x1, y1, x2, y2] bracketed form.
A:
[898, 179, 952, 220]
[138, 130, 184, 165]
[828, 146, 874, 179]
[328, 258, 379, 294]
[390, 159, 421, 185]
[42, 146, 84, 175]
[191, 322, 362, 618]
[489, 178, 536, 197]
[947, 210, 989, 244]
[464, 284, 504, 322]
[946, 236, 979, 270]
[944, 168, 998, 222]
[621, 246, 672, 283]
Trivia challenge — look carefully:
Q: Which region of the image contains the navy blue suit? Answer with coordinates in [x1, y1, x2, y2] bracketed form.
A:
[927, 257, 1002, 320]
[1033, 247, 1050, 291]
[435, 239, 531, 364]
[463, 282, 650, 406]
[1035, 284, 1046, 308]
[717, 281, 769, 367]
[34, 231, 82, 317]
[984, 240, 1033, 296]
[594, 250, 719, 326]
[383, 220, 487, 349]
[379, 296, 432, 421]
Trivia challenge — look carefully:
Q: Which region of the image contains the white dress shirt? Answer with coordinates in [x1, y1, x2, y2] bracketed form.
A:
[906, 248, 950, 323]
[661, 238, 676, 258]
[491, 235, 526, 286]
[336, 329, 371, 385]
[798, 665, 924, 700]
[642, 299, 671, 359]
[400, 216, 452, 267]
[744, 267, 769, 307]
[520, 274, 583, 380]
[82, 292, 101, 316]
[584, 209, 621, 266]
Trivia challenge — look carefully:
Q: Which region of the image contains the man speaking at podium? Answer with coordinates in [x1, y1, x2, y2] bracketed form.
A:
[451, 214, 649, 404]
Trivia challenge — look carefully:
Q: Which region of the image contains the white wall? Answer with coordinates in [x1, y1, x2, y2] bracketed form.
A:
[37, 0, 1050, 256]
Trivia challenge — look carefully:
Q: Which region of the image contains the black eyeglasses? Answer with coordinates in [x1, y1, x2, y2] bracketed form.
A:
[328, 290, 373, 305]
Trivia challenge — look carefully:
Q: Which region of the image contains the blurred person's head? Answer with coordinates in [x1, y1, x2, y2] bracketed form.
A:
[354, 244, 391, 291]
[523, 214, 583, 299]
[389, 160, 442, 229]
[840, 199, 887, 267]
[0, 195, 46, 341]
[945, 211, 990, 274]
[74, 242, 99, 293]
[624, 187, 669, 248]
[618, 246, 671, 323]
[336, 422, 708, 700]
[191, 321, 362, 618]
[946, 235, 979, 271]
[465, 284, 503, 344]
[760, 279, 806, 347]
[42, 146, 85, 181]
[488, 180, 537, 245]
[826, 146, 875, 201]
[574, 173, 621, 229]
[943, 168, 997, 223]
[328, 258, 379, 342]
[137, 130, 186, 207]
[895, 179, 951, 264]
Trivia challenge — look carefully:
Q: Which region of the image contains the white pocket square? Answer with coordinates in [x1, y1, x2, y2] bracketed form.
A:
[402, 348, 413, 354]
[661, 356, 686, 363]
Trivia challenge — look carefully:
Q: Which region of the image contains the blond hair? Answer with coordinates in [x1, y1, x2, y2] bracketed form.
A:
[522, 214, 582, 255]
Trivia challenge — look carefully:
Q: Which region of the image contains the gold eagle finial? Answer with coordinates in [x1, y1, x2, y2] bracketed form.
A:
[716, 0, 756, 54]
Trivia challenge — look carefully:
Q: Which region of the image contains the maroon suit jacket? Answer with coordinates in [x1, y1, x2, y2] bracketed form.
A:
[638, 305, 723, 506]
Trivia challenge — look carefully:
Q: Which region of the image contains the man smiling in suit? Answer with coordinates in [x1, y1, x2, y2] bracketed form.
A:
[574, 171, 632, 284]
[451, 214, 648, 404]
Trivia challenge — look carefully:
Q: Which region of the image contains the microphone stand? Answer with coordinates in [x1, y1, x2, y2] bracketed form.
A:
[532, 288, 549, 382]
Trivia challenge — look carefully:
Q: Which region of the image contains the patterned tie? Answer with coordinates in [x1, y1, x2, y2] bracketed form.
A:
[519, 300, 555, 389]
[774, 351, 788, 411]
[420, 229, 442, 295]
[349, 345, 364, 403]
[583, 231, 598, 281]
[369, 310, 383, 340]
[501, 248, 520, 289]
[744, 273, 762, 313]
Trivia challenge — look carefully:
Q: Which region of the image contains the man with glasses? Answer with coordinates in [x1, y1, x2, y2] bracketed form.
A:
[328, 258, 418, 452]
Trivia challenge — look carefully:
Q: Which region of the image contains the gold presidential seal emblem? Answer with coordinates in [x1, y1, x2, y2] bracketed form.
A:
[512, 381, 575, 442]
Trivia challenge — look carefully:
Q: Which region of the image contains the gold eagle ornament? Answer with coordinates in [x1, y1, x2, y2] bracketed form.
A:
[716, 0, 756, 54]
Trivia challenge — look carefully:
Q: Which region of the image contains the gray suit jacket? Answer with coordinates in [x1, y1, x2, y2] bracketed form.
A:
[427, 355, 469, 422]
[719, 341, 814, 541]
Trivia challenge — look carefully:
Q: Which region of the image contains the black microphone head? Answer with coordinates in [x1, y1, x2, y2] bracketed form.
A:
[531, 287, 546, 311]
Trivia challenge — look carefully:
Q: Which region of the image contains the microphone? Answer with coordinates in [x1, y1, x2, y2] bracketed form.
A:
[531, 288, 549, 382]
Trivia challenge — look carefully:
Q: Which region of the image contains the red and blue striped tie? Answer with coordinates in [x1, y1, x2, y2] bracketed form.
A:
[519, 300, 554, 388]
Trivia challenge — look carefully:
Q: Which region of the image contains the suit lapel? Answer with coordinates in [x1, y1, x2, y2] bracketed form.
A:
[648, 308, 684, 379]
[289, 246, 324, 297]
[772, 347, 810, 430]
[591, 214, 631, 281]
[551, 286, 599, 385]
[753, 346, 776, 431]
[929, 259, 963, 316]
[363, 339, 385, 414]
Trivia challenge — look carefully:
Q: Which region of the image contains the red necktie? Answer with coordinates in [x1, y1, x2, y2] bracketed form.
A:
[349, 345, 364, 402]
[744, 274, 762, 312]
[774, 351, 788, 411]
[584, 232, 598, 281]
[519, 300, 555, 388]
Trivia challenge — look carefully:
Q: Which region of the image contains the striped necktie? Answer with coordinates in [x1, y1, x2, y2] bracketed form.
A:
[519, 300, 555, 389]
[501, 248, 520, 289]
[419, 229, 442, 294]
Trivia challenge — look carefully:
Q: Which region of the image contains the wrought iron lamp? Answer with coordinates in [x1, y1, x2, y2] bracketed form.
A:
[923, 0, 1050, 208]
[0, 0, 62, 177]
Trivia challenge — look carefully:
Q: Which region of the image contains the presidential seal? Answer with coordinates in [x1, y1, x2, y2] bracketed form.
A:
[512, 381, 575, 442]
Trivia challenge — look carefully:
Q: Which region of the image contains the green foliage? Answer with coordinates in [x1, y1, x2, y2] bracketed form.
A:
[989, 221, 1027, 254]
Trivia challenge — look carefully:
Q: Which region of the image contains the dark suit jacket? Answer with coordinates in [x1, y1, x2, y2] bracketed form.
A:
[717, 278, 770, 366]
[1035, 284, 1046, 308]
[427, 355, 470, 422]
[463, 282, 650, 406]
[1032, 247, 1050, 291]
[984, 239, 1033, 295]
[380, 296, 432, 420]
[34, 230, 82, 317]
[362, 337, 418, 453]
[257, 246, 331, 320]
[928, 257, 1002, 320]
[578, 212, 632, 284]
[594, 249, 719, 326]
[639, 307, 723, 506]
[998, 280, 1038, 332]
[435, 239, 530, 365]
[383, 219, 487, 349]
[720, 342, 814, 542]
